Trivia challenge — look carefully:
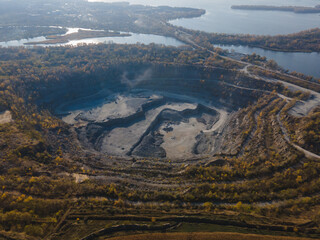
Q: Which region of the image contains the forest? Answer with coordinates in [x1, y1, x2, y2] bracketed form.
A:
[178, 27, 320, 53]
[0, 44, 320, 239]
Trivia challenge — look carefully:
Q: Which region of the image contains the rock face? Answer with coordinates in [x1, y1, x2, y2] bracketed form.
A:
[38, 64, 262, 160]
[132, 133, 166, 158]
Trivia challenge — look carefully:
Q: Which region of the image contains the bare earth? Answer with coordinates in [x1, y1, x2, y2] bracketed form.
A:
[0, 110, 12, 124]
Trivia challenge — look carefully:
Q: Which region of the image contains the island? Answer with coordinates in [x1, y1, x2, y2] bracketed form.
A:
[231, 4, 320, 14]
[24, 30, 131, 45]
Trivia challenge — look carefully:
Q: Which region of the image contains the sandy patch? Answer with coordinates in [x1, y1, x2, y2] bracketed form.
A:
[0, 110, 12, 124]
[72, 173, 89, 183]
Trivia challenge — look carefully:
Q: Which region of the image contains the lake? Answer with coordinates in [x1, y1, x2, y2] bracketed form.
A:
[88, 0, 320, 77]
[90, 0, 320, 35]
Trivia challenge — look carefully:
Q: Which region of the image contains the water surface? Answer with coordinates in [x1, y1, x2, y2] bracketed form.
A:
[217, 44, 320, 78]
[88, 0, 320, 77]
[2, 2, 319, 77]
[90, 0, 320, 35]
[0, 31, 183, 47]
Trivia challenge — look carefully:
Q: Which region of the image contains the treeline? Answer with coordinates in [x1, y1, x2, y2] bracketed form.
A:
[178, 26, 320, 53]
[209, 28, 320, 52]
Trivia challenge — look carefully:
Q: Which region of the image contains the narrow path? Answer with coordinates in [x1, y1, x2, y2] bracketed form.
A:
[202, 109, 228, 133]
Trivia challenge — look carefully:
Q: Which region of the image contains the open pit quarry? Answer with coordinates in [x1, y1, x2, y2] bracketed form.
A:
[2, 47, 320, 240]
[34, 63, 320, 162]
[37, 64, 264, 160]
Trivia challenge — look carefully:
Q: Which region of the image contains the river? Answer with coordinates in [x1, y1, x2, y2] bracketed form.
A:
[1, 1, 320, 77]
[0, 30, 183, 48]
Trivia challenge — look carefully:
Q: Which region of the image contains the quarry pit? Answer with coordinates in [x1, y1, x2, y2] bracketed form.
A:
[38, 64, 263, 160]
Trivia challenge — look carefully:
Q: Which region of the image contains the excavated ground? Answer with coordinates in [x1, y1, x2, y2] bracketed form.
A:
[0, 110, 12, 124]
[57, 90, 223, 160]
[44, 65, 262, 160]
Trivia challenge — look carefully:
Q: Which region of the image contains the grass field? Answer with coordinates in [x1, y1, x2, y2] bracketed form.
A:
[107, 232, 315, 240]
